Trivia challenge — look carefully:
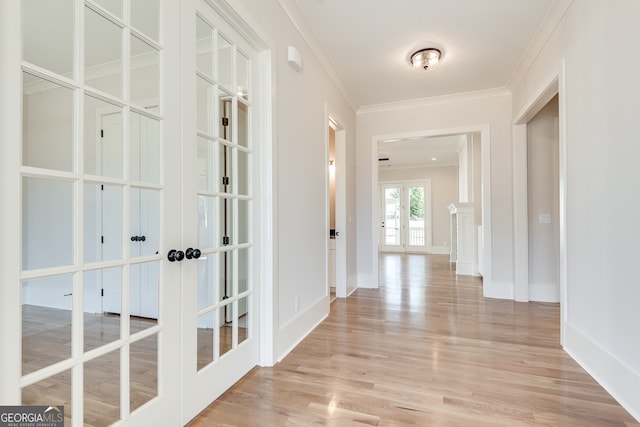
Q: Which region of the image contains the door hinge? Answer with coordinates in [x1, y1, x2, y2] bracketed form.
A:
[101, 184, 104, 191]
[101, 236, 104, 244]
[101, 129, 104, 138]
[101, 288, 104, 297]
[221, 117, 229, 126]
[222, 176, 229, 186]
[222, 236, 230, 246]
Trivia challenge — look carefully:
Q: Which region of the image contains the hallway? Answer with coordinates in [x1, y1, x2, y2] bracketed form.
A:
[189, 254, 638, 426]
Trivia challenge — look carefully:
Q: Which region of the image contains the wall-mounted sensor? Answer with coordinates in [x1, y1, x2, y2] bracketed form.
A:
[287, 46, 302, 72]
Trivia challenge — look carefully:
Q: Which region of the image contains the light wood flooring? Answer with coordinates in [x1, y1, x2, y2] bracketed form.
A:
[189, 253, 639, 426]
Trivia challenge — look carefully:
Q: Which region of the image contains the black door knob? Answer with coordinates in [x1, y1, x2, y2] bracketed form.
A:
[167, 249, 185, 262]
[185, 248, 201, 259]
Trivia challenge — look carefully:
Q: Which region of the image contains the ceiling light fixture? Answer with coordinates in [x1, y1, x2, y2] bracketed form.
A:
[410, 48, 441, 71]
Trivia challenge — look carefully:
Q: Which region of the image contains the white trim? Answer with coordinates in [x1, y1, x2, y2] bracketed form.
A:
[528, 283, 560, 303]
[371, 124, 493, 293]
[507, 0, 574, 92]
[0, 0, 23, 404]
[564, 322, 640, 423]
[276, 0, 357, 111]
[358, 88, 510, 115]
[276, 296, 329, 362]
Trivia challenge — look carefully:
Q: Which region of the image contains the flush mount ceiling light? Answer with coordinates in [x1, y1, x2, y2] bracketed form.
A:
[410, 48, 441, 71]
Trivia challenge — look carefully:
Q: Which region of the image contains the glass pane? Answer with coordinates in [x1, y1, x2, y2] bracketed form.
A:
[94, 0, 121, 18]
[131, 35, 159, 109]
[130, 261, 159, 334]
[196, 76, 214, 134]
[22, 74, 74, 172]
[22, 275, 73, 375]
[198, 195, 216, 250]
[85, 7, 122, 98]
[220, 251, 233, 301]
[197, 255, 215, 311]
[84, 349, 120, 427]
[238, 248, 249, 295]
[384, 187, 401, 246]
[237, 150, 249, 196]
[197, 312, 214, 371]
[219, 304, 232, 357]
[130, 112, 160, 183]
[219, 144, 232, 194]
[131, 0, 160, 41]
[238, 296, 248, 346]
[22, 370, 72, 427]
[409, 187, 425, 246]
[84, 183, 122, 263]
[85, 96, 122, 177]
[217, 36, 232, 88]
[130, 188, 159, 257]
[236, 51, 249, 101]
[22, 0, 74, 77]
[130, 334, 158, 412]
[23, 178, 73, 270]
[237, 101, 249, 148]
[197, 137, 216, 191]
[196, 16, 213, 77]
[238, 199, 249, 245]
[220, 197, 233, 245]
[218, 94, 232, 140]
[84, 267, 122, 352]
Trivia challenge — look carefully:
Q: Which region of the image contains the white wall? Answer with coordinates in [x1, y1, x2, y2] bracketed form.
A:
[458, 138, 469, 202]
[356, 94, 514, 294]
[510, 0, 640, 420]
[233, 0, 357, 360]
[379, 165, 457, 250]
[527, 96, 559, 302]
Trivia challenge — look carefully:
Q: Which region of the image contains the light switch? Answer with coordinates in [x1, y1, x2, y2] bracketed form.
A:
[539, 213, 551, 224]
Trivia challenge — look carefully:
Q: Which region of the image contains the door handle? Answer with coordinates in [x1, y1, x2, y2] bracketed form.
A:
[167, 249, 185, 262]
[185, 247, 202, 260]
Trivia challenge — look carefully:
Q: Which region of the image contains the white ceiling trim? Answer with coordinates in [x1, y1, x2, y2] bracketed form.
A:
[506, 0, 574, 92]
[277, 0, 357, 111]
[358, 87, 511, 115]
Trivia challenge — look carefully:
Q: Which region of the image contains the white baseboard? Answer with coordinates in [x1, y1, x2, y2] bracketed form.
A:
[357, 273, 378, 289]
[529, 283, 560, 303]
[564, 322, 640, 422]
[276, 296, 329, 362]
[483, 280, 514, 300]
[428, 246, 450, 255]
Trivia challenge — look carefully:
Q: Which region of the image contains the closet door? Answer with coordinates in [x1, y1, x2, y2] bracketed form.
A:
[1, 1, 182, 425]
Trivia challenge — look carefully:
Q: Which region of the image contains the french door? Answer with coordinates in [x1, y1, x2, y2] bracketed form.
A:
[1, 0, 262, 425]
[380, 182, 431, 253]
[179, 1, 260, 422]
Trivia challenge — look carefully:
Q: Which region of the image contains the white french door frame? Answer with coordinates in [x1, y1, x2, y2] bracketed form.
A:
[379, 181, 431, 254]
[0, 1, 183, 425]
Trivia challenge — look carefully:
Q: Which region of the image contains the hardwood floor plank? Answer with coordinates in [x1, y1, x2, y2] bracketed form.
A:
[189, 254, 639, 426]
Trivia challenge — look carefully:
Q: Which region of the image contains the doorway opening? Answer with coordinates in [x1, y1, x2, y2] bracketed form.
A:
[374, 129, 490, 287]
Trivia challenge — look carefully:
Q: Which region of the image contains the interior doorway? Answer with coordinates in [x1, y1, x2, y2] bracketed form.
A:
[327, 114, 347, 299]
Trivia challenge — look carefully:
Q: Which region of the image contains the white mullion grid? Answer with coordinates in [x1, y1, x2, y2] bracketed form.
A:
[120, 0, 132, 419]
[213, 193, 222, 362]
[72, 2, 84, 426]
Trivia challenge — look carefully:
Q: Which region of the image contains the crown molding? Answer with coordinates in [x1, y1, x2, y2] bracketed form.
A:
[506, 0, 574, 92]
[357, 87, 511, 115]
[277, 0, 357, 112]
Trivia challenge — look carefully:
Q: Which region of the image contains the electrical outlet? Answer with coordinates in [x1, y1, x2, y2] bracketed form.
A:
[295, 296, 301, 313]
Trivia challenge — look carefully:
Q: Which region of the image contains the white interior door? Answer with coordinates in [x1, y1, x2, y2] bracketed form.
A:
[1, 1, 183, 425]
[179, 1, 261, 423]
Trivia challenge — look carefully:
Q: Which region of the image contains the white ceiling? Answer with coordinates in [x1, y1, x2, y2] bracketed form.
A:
[288, 0, 555, 168]
[292, 0, 555, 109]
